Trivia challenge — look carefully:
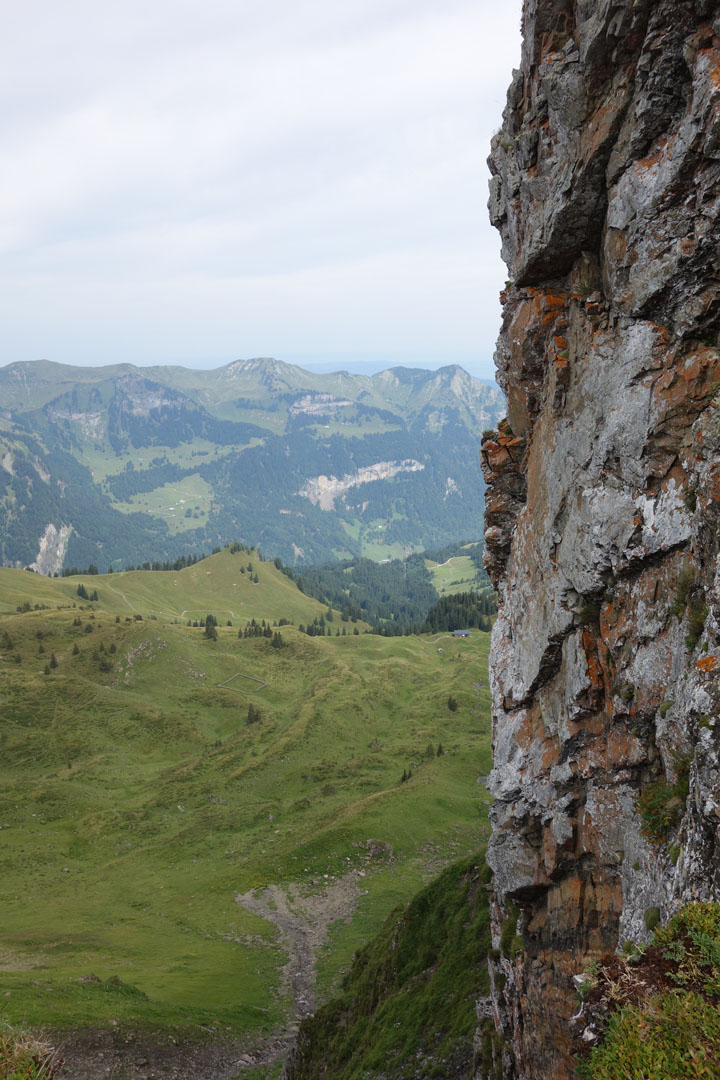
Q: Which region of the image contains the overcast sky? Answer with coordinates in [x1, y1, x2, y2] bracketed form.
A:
[1, 0, 521, 379]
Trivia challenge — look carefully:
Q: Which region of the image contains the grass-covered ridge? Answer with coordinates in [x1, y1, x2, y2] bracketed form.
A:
[285, 854, 493, 1080]
[0, 547, 335, 626]
[0, 553, 493, 1047]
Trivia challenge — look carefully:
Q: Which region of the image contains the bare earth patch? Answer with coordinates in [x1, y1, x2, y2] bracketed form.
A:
[0, 947, 49, 971]
[235, 873, 365, 1020]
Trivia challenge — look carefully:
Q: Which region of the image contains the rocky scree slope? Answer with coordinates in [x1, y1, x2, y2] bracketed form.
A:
[481, 1, 720, 1077]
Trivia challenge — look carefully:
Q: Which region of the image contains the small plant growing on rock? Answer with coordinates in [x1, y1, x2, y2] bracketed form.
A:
[673, 562, 696, 617]
[637, 750, 691, 841]
[575, 959, 599, 999]
[578, 599, 602, 627]
[500, 901, 523, 959]
[686, 600, 708, 651]
[643, 907, 661, 933]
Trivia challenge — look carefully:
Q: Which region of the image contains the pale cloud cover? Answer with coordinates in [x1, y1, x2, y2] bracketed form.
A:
[1, 0, 521, 378]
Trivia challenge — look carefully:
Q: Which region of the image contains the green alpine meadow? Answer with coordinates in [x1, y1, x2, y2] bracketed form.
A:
[0, 547, 493, 1075]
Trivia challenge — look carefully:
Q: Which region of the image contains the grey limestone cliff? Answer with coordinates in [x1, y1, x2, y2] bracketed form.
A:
[481, 1, 720, 1076]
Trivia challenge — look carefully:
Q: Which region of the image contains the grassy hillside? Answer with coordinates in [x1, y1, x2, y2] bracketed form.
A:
[0, 548, 337, 625]
[0, 557, 493, 1055]
[424, 541, 490, 599]
[426, 555, 479, 597]
[285, 855, 493, 1080]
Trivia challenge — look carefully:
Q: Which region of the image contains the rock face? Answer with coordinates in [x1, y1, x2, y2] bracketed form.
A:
[30, 522, 72, 577]
[298, 460, 425, 510]
[481, 2, 720, 1077]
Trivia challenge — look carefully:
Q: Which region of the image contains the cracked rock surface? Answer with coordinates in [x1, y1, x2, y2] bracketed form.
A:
[481, 2, 720, 1077]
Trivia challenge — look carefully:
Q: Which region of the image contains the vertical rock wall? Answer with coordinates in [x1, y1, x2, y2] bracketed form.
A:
[482, 1, 720, 1076]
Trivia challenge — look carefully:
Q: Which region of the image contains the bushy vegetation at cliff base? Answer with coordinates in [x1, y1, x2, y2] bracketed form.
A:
[285, 855, 492, 1080]
[577, 903, 720, 1080]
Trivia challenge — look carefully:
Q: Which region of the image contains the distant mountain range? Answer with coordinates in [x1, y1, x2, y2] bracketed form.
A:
[0, 358, 504, 572]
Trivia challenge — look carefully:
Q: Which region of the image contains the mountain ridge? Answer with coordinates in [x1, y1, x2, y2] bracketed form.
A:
[0, 357, 504, 572]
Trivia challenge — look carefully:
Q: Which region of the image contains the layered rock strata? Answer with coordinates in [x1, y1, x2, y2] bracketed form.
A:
[481, 1, 720, 1076]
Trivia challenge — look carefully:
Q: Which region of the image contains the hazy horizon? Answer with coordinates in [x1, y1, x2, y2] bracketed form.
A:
[1, 0, 522, 381]
[1, 352, 500, 383]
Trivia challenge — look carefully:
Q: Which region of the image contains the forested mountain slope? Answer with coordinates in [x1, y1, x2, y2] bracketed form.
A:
[0, 359, 504, 571]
